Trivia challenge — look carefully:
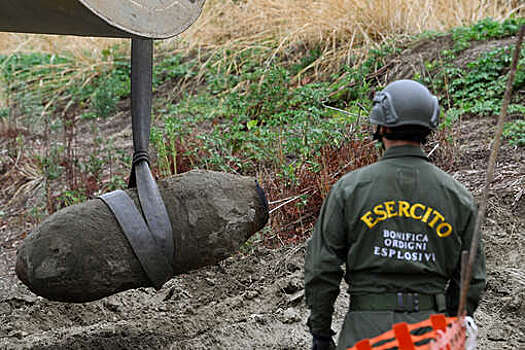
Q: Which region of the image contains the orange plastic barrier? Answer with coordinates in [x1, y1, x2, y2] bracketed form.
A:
[348, 314, 466, 350]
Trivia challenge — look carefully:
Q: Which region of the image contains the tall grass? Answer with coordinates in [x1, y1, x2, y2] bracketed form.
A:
[186, 0, 521, 70]
[187, 0, 519, 46]
[0, 1, 520, 91]
[0, 0, 520, 60]
[0, 33, 124, 62]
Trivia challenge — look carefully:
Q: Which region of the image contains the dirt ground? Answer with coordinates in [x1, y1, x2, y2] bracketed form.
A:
[1, 36, 525, 349]
[1, 114, 523, 350]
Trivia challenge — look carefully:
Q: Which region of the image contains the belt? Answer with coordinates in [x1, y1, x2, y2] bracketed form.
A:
[350, 293, 447, 313]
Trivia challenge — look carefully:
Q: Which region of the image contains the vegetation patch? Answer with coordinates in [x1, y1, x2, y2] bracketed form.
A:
[420, 19, 525, 122]
[503, 119, 525, 146]
[0, 17, 523, 246]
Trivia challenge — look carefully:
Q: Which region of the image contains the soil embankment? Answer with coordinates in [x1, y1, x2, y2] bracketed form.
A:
[1, 37, 524, 349]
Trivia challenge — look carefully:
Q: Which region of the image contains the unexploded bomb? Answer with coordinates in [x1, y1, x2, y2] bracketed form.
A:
[16, 170, 268, 302]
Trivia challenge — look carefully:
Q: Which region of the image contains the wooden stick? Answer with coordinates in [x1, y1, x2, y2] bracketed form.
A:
[459, 250, 468, 296]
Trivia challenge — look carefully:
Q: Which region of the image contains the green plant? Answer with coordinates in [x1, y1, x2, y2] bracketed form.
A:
[153, 53, 197, 88]
[151, 127, 171, 177]
[57, 189, 88, 209]
[0, 107, 8, 119]
[412, 18, 525, 129]
[91, 76, 120, 119]
[503, 120, 525, 147]
[148, 42, 388, 185]
[105, 176, 127, 192]
[451, 17, 525, 52]
[1, 53, 76, 129]
[28, 206, 46, 224]
[37, 144, 64, 181]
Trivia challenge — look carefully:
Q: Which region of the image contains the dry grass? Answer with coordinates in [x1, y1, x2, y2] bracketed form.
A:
[263, 137, 378, 246]
[0, 0, 520, 63]
[187, 0, 519, 45]
[0, 33, 126, 64]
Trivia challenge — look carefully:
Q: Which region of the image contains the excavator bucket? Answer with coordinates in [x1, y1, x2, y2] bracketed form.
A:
[0, 0, 205, 39]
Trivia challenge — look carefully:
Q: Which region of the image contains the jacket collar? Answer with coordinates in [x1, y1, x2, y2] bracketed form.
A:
[381, 145, 430, 162]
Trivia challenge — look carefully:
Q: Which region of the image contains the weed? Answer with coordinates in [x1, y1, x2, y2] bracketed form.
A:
[426, 24, 525, 121]
[145, 38, 394, 212]
[153, 53, 197, 88]
[503, 120, 525, 147]
[0, 107, 8, 119]
[451, 17, 525, 52]
[37, 145, 64, 181]
[28, 206, 46, 224]
[57, 189, 88, 209]
[92, 76, 119, 119]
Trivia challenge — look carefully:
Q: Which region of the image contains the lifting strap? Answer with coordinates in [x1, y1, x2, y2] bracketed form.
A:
[100, 38, 174, 289]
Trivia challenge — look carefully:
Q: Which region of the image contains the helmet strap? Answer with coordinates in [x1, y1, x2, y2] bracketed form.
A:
[373, 125, 384, 141]
[372, 125, 386, 150]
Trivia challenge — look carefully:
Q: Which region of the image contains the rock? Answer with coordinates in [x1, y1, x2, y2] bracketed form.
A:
[280, 307, 301, 324]
[15, 170, 268, 303]
[243, 290, 259, 300]
[287, 290, 304, 305]
[0, 302, 11, 316]
[250, 313, 266, 324]
[103, 299, 121, 313]
[487, 324, 509, 341]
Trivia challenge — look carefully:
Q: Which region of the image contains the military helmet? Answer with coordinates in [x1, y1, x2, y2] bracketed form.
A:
[369, 80, 440, 130]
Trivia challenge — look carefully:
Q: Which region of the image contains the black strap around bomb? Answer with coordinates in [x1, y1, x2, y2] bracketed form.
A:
[100, 38, 174, 289]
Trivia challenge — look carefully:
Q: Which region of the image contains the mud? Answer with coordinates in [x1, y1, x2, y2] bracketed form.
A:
[1, 114, 523, 349]
[449, 116, 525, 350]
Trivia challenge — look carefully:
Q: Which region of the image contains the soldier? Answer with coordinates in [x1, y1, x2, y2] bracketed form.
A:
[304, 80, 486, 350]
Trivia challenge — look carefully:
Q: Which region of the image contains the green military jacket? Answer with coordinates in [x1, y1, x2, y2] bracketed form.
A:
[304, 145, 486, 336]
